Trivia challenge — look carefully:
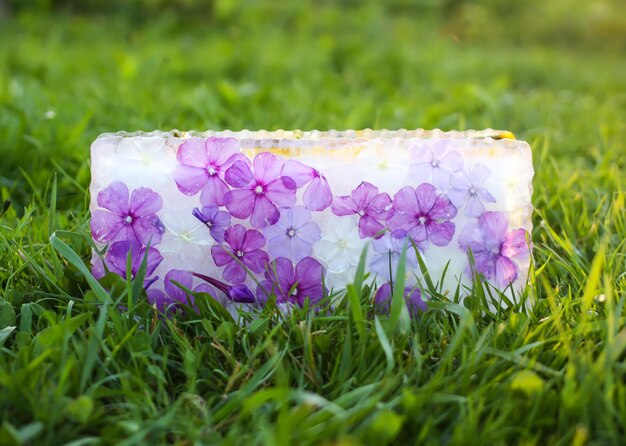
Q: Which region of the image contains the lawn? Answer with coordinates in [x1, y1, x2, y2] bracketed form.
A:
[1, 1, 625, 444]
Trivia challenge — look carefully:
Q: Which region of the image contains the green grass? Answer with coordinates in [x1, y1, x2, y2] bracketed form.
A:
[1, 1, 626, 444]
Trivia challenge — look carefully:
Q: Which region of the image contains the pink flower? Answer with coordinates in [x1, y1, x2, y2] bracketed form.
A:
[91, 181, 164, 246]
[224, 152, 297, 228]
[173, 137, 246, 206]
[386, 183, 457, 247]
[331, 182, 391, 239]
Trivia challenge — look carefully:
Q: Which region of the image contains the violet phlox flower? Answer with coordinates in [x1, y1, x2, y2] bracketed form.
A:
[224, 152, 297, 228]
[92, 239, 163, 287]
[448, 164, 496, 217]
[211, 224, 270, 284]
[386, 183, 458, 247]
[369, 232, 419, 281]
[263, 206, 321, 261]
[192, 205, 231, 243]
[458, 211, 530, 287]
[173, 137, 246, 206]
[282, 160, 333, 211]
[331, 181, 391, 239]
[147, 269, 217, 312]
[409, 139, 463, 190]
[91, 181, 165, 246]
[256, 257, 326, 306]
[374, 283, 427, 317]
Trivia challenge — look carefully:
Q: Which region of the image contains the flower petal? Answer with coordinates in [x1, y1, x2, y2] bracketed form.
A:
[283, 160, 315, 187]
[303, 176, 333, 211]
[206, 137, 241, 166]
[426, 220, 455, 246]
[223, 261, 247, 284]
[429, 195, 457, 220]
[97, 181, 129, 215]
[132, 215, 165, 246]
[465, 195, 485, 218]
[297, 221, 321, 244]
[164, 269, 194, 303]
[91, 210, 124, 243]
[477, 187, 496, 203]
[431, 167, 452, 190]
[177, 138, 210, 168]
[264, 176, 297, 207]
[408, 163, 432, 183]
[243, 249, 270, 274]
[242, 227, 266, 251]
[438, 150, 462, 172]
[173, 165, 209, 196]
[447, 188, 470, 209]
[331, 195, 357, 216]
[200, 175, 230, 207]
[479, 212, 509, 241]
[225, 160, 254, 188]
[211, 245, 234, 267]
[358, 215, 385, 239]
[495, 256, 518, 287]
[224, 189, 256, 219]
[250, 196, 280, 228]
[253, 152, 284, 185]
[129, 187, 163, 216]
[502, 228, 529, 260]
[224, 224, 247, 251]
[392, 186, 419, 213]
[469, 164, 491, 185]
[386, 210, 415, 233]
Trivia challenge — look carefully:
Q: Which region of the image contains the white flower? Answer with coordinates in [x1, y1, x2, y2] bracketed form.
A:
[158, 210, 212, 267]
[314, 216, 367, 289]
[114, 137, 176, 187]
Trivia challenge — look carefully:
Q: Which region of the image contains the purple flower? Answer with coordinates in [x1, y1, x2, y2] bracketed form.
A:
[256, 257, 326, 306]
[283, 160, 332, 211]
[448, 164, 496, 217]
[458, 212, 530, 287]
[147, 269, 216, 312]
[92, 240, 163, 287]
[370, 232, 419, 281]
[192, 205, 231, 242]
[173, 137, 246, 206]
[409, 140, 463, 190]
[374, 283, 427, 317]
[331, 182, 391, 239]
[387, 184, 457, 247]
[91, 181, 165, 246]
[211, 224, 270, 283]
[193, 273, 256, 304]
[263, 206, 321, 261]
[224, 152, 297, 228]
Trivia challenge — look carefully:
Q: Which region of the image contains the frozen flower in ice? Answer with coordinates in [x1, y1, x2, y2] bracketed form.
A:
[92, 240, 163, 287]
[147, 269, 216, 312]
[115, 137, 175, 183]
[369, 232, 419, 281]
[314, 216, 364, 274]
[192, 205, 231, 243]
[211, 224, 269, 283]
[448, 164, 496, 217]
[173, 137, 246, 206]
[283, 160, 332, 211]
[386, 183, 457, 247]
[331, 181, 391, 239]
[263, 206, 321, 261]
[409, 139, 463, 190]
[458, 211, 530, 287]
[256, 257, 326, 306]
[224, 152, 297, 228]
[374, 283, 427, 317]
[158, 210, 213, 266]
[91, 181, 165, 246]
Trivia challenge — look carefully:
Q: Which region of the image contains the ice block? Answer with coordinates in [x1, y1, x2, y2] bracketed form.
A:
[89, 129, 533, 312]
